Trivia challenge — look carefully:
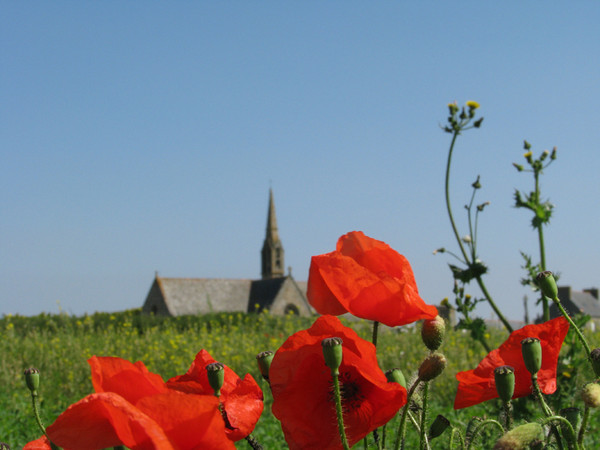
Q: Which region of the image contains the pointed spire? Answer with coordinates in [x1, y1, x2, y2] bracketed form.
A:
[261, 189, 284, 279]
[266, 188, 280, 242]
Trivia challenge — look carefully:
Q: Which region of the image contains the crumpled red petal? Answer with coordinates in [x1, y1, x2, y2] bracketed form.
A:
[166, 349, 264, 441]
[23, 436, 52, 450]
[89, 356, 168, 405]
[271, 315, 406, 449]
[45, 392, 174, 450]
[454, 316, 569, 409]
[308, 231, 437, 327]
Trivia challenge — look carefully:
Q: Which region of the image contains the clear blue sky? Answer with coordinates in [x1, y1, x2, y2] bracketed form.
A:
[2, 2, 599, 321]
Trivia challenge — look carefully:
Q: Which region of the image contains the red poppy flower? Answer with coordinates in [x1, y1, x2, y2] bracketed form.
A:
[166, 349, 264, 442]
[25, 356, 234, 450]
[308, 231, 438, 327]
[270, 315, 407, 449]
[454, 316, 569, 409]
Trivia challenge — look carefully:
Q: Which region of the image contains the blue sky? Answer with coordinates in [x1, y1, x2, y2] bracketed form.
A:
[2, 2, 599, 321]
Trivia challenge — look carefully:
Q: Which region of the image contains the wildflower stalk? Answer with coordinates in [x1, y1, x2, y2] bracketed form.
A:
[444, 119, 513, 333]
[532, 376, 553, 417]
[394, 376, 421, 450]
[554, 299, 592, 359]
[541, 416, 578, 450]
[449, 428, 466, 450]
[577, 404, 590, 447]
[331, 371, 350, 450]
[372, 320, 379, 347]
[465, 419, 504, 450]
[419, 382, 430, 450]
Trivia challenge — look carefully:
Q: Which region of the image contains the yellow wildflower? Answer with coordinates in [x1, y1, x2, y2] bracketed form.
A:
[466, 100, 480, 109]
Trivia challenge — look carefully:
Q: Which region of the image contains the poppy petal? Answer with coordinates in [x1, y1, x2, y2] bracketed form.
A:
[23, 436, 52, 450]
[46, 392, 174, 450]
[454, 316, 569, 409]
[89, 356, 167, 404]
[271, 315, 406, 449]
[136, 392, 235, 449]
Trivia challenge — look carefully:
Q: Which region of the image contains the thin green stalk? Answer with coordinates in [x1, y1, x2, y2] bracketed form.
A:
[501, 400, 513, 430]
[449, 428, 466, 450]
[419, 382, 429, 450]
[465, 419, 504, 450]
[394, 377, 422, 450]
[554, 299, 592, 359]
[372, 320, 379, 347]
[532, 376, 553, 417]
[541, 416, 578, 450]
[578, 404, 590, 447]
[535, 171, 550, 322]
[444, 130, 513, 333]
[331, 371, 350, 450]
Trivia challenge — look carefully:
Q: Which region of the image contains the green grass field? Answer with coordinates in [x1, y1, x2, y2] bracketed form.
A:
[2, 310, 598, 449]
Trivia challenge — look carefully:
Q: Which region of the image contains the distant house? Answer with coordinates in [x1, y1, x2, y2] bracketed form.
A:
[142, 190, 313, 317]
[549, 286, 600, 330]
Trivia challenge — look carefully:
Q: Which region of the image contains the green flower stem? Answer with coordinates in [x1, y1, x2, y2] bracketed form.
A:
[331, 370, 350, 450]
[465, 419, 504, 450]
[445, 130, 513, 333]
[554, 299, 592, 359]
[419, 382, 429, 450]
[449, 428, 466, 450]
[501, 400, 513, 430]
[541, 416, 578, 450]
[394, 376, 422, 450]
[532, 376, 553, 417]
[578, 404, 590, 447]
[244, 434, 264, 450]
[372, 320, 379, 347]
[534, 166, 550, 322]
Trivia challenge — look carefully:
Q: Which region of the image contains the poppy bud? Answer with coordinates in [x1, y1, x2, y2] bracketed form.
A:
[24, 368, 40, 395]
[590, 348, 600, 378]
[428, 414, 450, 440]
[493, 423, 543, 450]
[581, 382, 600, 408]
[322, 337, 343, 374]
[521, 338, 542, 376]
[385, 368, 407, 389]
[494, 366, 515, 403]
[256, 351, 274, 382]
[421, 315, 446, 351]
[418, 352, 447, 382]
[205, 362, 225, 397]
[535, 271, 558, 301]
[559, 407, 580, 434]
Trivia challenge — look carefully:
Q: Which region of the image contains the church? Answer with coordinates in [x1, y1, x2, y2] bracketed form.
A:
[141, 190, 313, 317]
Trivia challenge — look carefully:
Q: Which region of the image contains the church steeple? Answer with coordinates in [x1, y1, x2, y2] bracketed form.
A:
[261, 189, 285, 279]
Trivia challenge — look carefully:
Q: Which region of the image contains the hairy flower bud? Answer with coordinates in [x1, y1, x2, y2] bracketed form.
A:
[385, 368, 407, 389]
[421, 315, 446, 351]
[256, 350, 274, 382]
[24, 367, 40, 395]
[581, 383, 600, 408]
[205, 362, 225, 397]
[494, 366, 515, 403]
[536, 271, 558, 301]
[521, 338, 542, 377]
[418, 353, 447, 382]
[493, 423, 543, 450]
[321, 337, 343, 374]
[428, 414, 450, 440]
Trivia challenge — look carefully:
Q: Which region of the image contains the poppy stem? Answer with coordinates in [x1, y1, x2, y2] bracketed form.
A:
[541, 416, 578, 450]
[244, 434, 264, 450]
[500, 400, 513, 430]
[464, 419, 504, 450]
[532, 376, 553, 417]
[30, 392, 59, 450]
[553, 298, 592, 359]
[449, 427, 466, 450]
[419, 382, 430, 450]
[372, 320, 379, 347]
[331, 370, 351, 450]
[394, 376, 422, 450]
[578, 404, 590, 447]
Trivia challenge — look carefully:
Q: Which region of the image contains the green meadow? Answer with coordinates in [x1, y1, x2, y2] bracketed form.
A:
[2, 310, 598, 448]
